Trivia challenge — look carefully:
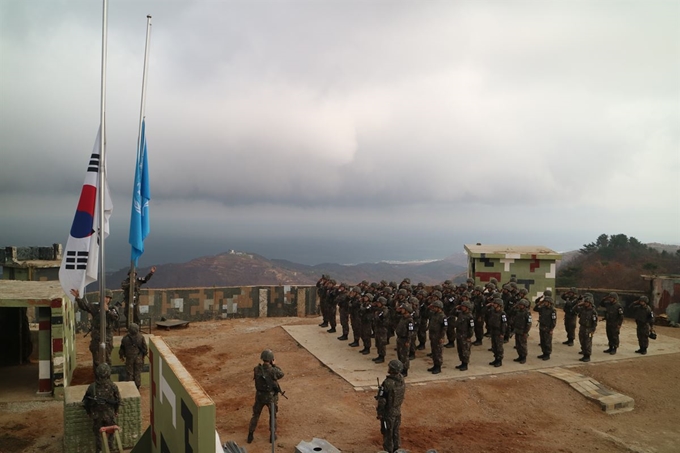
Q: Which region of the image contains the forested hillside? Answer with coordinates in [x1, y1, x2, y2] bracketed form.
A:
[556, 234, 680, 290]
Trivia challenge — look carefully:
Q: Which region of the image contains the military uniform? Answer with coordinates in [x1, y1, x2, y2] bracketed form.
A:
[119, 323, 147, 389]
[359, 295, 375, 354]
[376, 360, 406, 453]
[248, 351, 285, 443]
[486, 299, 507, 367]
[454, 304, 474, 371]
[348, 289, 362, 346]
[575, 297, 597, 361]
[632, 298, 654, 354]
[373, 300, 390, 363]
[75, 293, 118, 371]
[325, 282, 338, 332]
[416, 294, 430, 349]
[395, 307, 414, 376]
[428, 301, 446, 374]
[472, 291, 486, 344]
[562, 289, 579, 345]
[121, 269, 154, 325]
[513, 300, 532, 363]
[336, 286, 350, 340]
[83, 364, 121, 452]
[533, 297, 557, 360]
[601, 293, 624, 354]
[316, 276, 329, 326]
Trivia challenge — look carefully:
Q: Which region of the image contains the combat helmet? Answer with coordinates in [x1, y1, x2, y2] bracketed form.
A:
[128, 323, 139, 335]
[260, 349, 274, 362]
[388, 359, 404, 374]
[431, 300, 443, 309]
[95, 363, 111, 380]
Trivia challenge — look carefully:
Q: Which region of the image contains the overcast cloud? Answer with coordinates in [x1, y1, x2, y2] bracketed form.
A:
[1, 1, 678, 269]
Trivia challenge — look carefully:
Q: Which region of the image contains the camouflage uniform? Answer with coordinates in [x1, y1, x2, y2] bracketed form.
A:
[348, 289, 362, 346]
[562, 288, 579, 345]
[428, 301, 446, 373]
[472, 290, 486, 344]
[395, 306, 414, 376]
[416, 292, 430, 349]
[82, 364, 121, 452]
[248, 351, 285, 442]
[487, 298, 507, 366]
[359, 294, 375, 354]
[575, 297, 598, 361]
[632, 297, 654, 354]
[408, 297, 419, 359]
[373, 300, 390, 362]
[512, 300, 532, 363]
[376, 360, 406, 453]
[119, 323, 147, 389]
[325, 281, 338, 332]
[336, 285, 350, 340]
[601, 292, 624, 354]
[442, 289, 457, 348]
[533, 297, 557, 359]
[316, 275, 329, 326]
[454, 303, 475, 370]
[121, 269, 154, 325]
[75, 293, 118, 371]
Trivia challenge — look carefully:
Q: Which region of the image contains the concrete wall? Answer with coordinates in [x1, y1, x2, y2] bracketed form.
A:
[52, 297, 78, 394]
[148, 336, 217, 452]
[78, 285, 317, 332]
[63, 381, 141, 452]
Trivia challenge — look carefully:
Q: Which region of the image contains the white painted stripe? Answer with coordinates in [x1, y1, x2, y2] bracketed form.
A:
[546, 262, 556, 279]
[39, 360, 50, 379]
[500, 258, 515, 272]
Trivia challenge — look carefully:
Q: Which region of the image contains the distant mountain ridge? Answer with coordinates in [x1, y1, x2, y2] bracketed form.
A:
[104, 251, 469, 289]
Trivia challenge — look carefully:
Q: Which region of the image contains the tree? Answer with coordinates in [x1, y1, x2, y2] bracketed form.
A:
[596, 234, 609, 249]
[609, 234, 629, 248]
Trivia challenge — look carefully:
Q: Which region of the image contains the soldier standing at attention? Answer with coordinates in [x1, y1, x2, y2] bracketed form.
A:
[395, 303, 414, 377]
[487, 297, 507, 367]
[248, 349, 284, 444]
[407, 296, 419, 360]
[359, 293, 375, 355]
[119, 322, 147, 389]
[561, 287, 579, 346]
[632, 296, 655, 355]
[71, 288, 118, 371]
[347, 286, 362, 346]
[471, 286, 486, 345]
[416, 291, 430, 350]
[324, 279, 338, 333]
[372, 297, 390, 364]
[513, 299, 532, 364]
[575, 294, 598, 362]
[454, 301, 475, 371]
[335, 283, 350, 340]
[376, 359, 406, 453]
[121, 266, 156, 325]
[534, 296, 557, 360]
[427, 300, 446, 374]
[316, 274, 329, 327]
[601, 292, 624, 355]
[82, 363, 121, 452]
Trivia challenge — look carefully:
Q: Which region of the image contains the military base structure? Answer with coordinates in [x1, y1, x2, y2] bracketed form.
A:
[464, 244, 562, 301]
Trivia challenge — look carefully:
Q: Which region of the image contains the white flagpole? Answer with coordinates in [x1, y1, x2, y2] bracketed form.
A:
[98, 0, 109, 364]
[128, 15, 153, 327]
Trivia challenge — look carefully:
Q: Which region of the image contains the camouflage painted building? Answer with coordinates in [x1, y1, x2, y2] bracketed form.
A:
[1, 244, 62, 281]
[465, 244, 562, 301]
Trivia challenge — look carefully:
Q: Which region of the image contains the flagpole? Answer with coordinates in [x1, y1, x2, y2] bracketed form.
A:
[128, 15, 153, 327]
[98, 0, 110, 364]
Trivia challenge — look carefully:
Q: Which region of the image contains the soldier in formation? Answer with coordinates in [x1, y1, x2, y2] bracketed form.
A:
[72, 288, 118, 372]
[575, 294, 598, 362]
[82, 363, 121, 452]
[631, 296, 655, 355]
[119, 322, 148, 389]
[316, 276, 656, 375]
[376, 359, 406, 453]
[248, 349, 284, 444]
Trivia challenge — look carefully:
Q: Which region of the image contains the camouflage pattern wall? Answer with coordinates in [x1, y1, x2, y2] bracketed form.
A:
[148, 336, 218, 453]
[79, 285, 317, 331]
[465, 245, 562, 302]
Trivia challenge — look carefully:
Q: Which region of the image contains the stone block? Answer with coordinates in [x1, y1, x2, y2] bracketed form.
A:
[63, 382, 141, 453]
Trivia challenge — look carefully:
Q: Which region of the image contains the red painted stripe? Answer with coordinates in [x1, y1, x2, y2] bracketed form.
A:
[39, 321, 50, 331]
[51, 299, 62, 308]
[475, 272, 502, 282]
[38, 378, 51, 393]
[53, 338, 63, 353]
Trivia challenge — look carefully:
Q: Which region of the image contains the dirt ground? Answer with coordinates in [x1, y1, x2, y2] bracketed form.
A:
[2, 317, 679, 453]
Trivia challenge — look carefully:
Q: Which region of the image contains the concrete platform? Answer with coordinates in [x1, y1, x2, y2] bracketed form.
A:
[283, 316, 680, 390]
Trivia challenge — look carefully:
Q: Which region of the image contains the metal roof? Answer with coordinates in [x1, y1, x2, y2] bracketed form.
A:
[464, 244, 561, 259]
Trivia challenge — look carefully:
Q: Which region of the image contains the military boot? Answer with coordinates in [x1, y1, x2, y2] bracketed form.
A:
[327, 327, 336, 333]
[416, 343, 426, 350]
[579, 355, 590, 362]
[458, 363, 468, 371]
[444, 341, 456, 349]
[603, 347, 612, 353]
[609, 348, 617, 355]
[472, 340, 483, 346]
[337, 335, 348, 341]
[349, 340, 360, 347]
[319, 322, 328, 327]
[430, 365, 441, 374]
[372, 355, 385, 363]
[360, 347, 370, 355]
[541, 354, 550, 361]
[489, 359, 498, 366]
[537, 354, 546, 359]
[494, 359, 502, 367]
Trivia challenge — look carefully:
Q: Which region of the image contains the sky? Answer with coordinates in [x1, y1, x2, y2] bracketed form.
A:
[1, 0, 679, 270]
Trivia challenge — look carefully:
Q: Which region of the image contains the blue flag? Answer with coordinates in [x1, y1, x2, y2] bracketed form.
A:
[129, 119, 151, 265]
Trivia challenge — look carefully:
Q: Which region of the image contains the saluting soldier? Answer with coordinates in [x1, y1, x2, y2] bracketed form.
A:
[561, 287, 579, 346]
[534, 295, 557, 361]
[512, 299, 532, 364]
[601, 292, 624, 355]
[575, 294, 598, 362]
